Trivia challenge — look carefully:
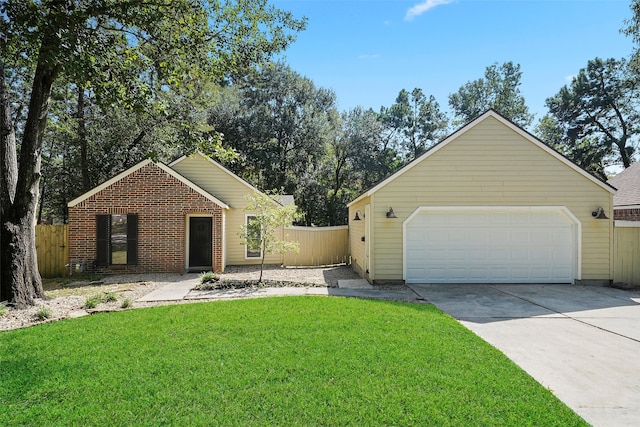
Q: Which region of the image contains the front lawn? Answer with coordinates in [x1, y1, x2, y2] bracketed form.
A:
[0, 297, 586, 426]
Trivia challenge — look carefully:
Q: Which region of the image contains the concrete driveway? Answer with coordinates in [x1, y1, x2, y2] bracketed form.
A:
[408, 283, 640, 427]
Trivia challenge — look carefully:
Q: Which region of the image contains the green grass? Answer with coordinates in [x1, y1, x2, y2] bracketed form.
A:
[0, 297, 586, 426]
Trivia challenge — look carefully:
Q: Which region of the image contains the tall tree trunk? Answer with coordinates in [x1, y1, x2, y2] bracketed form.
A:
[0, 37, 59, 306]
[0, 60, 20, 302]
[77, 85, 91, 191]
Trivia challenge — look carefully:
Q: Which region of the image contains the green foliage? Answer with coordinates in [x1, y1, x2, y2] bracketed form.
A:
[544, 57, 638, 170]
[35, 306, 52, 321]
[535, 115, 611, 180]
[381, 88, 449, 161]
[84, 292, 119, 309]
[120, 298, 132, 309]
[210, 62, 339, 224]
[0, 298, 587, 426]
[84, 295, 102, 310]
[449, 61, 533, 128]
[239, 191, 301, 281]
[200, 271, 220, 284]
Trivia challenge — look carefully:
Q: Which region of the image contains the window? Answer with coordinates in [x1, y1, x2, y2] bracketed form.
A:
[96, 214, 138, 266]
[245, 215, 262, 258]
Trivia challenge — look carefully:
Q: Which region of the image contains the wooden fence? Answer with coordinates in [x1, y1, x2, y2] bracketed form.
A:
[283, 225, 349, 267]
[36, 224, 69, 278]
[613, 222, 640, 287]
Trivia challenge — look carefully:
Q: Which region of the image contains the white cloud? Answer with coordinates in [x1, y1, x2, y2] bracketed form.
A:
[405, 0, 454, 21]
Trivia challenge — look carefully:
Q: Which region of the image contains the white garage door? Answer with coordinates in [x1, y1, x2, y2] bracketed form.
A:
[404, 207, 577, 284]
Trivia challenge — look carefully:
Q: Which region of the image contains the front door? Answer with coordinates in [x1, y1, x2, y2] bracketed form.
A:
[189, 217, 212, 271]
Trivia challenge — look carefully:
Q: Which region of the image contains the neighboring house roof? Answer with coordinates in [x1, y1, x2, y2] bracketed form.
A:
[277, 195, 296, 207]
[347, 109, 616, 207]
[67, 159, 230, 209]
[608, 161, 640, 208]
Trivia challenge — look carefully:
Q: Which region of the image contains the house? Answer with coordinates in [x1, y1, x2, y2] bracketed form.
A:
[348, 110, 615, 285]
[67, 152, 286, 274]
[607, 161, 640, 221]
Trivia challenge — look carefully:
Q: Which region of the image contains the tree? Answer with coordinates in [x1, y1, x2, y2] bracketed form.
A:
[449, 61, 533, 127]
[239, 191, 300, 282]
[210, 62, 339, 225]
[0, 0, 305, 307]
[535, 114, 611, 181]
[381, 88, 448, 161]
[623, 0, 640, 74]
[319, 107, 401, 225]
[544, 57, 639, 171]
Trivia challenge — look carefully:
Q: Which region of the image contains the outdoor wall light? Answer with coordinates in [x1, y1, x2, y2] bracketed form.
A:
[591, 207, 609, 219]
[386, 207, 397, 218]
[353, 210, 363, 221]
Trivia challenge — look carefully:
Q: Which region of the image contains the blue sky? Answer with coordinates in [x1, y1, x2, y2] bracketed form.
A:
[272, 0, 634, 127]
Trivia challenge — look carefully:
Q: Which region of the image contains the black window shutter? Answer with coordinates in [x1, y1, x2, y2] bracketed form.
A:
[96, 215, 110, 266]
[127, 214, 138, 265]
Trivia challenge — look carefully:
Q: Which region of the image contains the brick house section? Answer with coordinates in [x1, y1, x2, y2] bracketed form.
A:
[68, 162, 224, 273]
[614, 208, 640, 221]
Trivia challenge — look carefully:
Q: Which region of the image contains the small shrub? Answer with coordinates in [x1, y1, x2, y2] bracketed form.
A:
[36, 306, 52, 320]
[0, 301, 9, 317]
[120, 298, 132, 309]
[200, 271, 219, 284]
[84, 295, 102, 309]
[84, 291, 119, 309]
[103, 292, 118, 303]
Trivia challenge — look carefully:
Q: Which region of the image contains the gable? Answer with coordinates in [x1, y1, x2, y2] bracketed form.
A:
[348, 110, 615, 206]
[169, 152, 280, 209]
[68, 159, 229, 209]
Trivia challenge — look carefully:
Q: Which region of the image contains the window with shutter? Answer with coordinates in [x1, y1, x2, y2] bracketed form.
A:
[96, 214, 138, 266]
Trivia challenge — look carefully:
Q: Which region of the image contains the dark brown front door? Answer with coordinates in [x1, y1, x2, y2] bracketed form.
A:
[189, 217, 212, 271]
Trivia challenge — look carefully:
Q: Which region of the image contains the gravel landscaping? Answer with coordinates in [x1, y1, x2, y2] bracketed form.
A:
[0, 265, 362, 331]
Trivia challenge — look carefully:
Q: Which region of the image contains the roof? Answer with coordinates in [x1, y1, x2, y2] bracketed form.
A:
[347, 109, 616, 207]
[608, 161, 640, 207]
[68, 159, 230, 209]
[277, 195, 296, 207]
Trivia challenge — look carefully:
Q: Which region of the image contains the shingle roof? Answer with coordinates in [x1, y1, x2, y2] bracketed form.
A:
[608, 161, 640, 207]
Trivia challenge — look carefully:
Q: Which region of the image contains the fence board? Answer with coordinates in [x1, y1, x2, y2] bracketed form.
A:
[614, 224, 640, 287]
[283, 226, 349, 266]
[36, 225, 68, 278]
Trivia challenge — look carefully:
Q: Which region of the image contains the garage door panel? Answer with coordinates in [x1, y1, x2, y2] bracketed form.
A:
[405, 208, 576, 284]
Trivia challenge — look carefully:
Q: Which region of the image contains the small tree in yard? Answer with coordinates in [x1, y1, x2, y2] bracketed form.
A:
[240, 191, 300, 282]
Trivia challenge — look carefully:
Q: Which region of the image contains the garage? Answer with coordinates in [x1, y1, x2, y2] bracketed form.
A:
[404, 207, 579, 284]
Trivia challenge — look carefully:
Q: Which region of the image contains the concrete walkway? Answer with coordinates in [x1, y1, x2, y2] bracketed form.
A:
[408, 283, 640, 427]
[136, 274, 200, 302]
[136, 276, 416, 303]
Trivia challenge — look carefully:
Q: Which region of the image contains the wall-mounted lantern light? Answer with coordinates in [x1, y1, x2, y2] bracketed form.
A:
[591, 207, 608, 220]
[386, 207, 397, 218]
[353, 210, 363, 221]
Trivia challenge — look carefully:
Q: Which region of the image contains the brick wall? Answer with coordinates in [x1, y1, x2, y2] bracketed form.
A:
[68, 163, 224, 274]
[614, 208, 640, 221]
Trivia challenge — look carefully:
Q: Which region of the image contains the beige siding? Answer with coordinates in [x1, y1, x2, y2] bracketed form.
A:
[171, 154, 283, 267]
[372, 116, 613, 282]
[348, 196, 370, 279]
[614, 224, 640, 287]
[283, 226, 348, 266]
